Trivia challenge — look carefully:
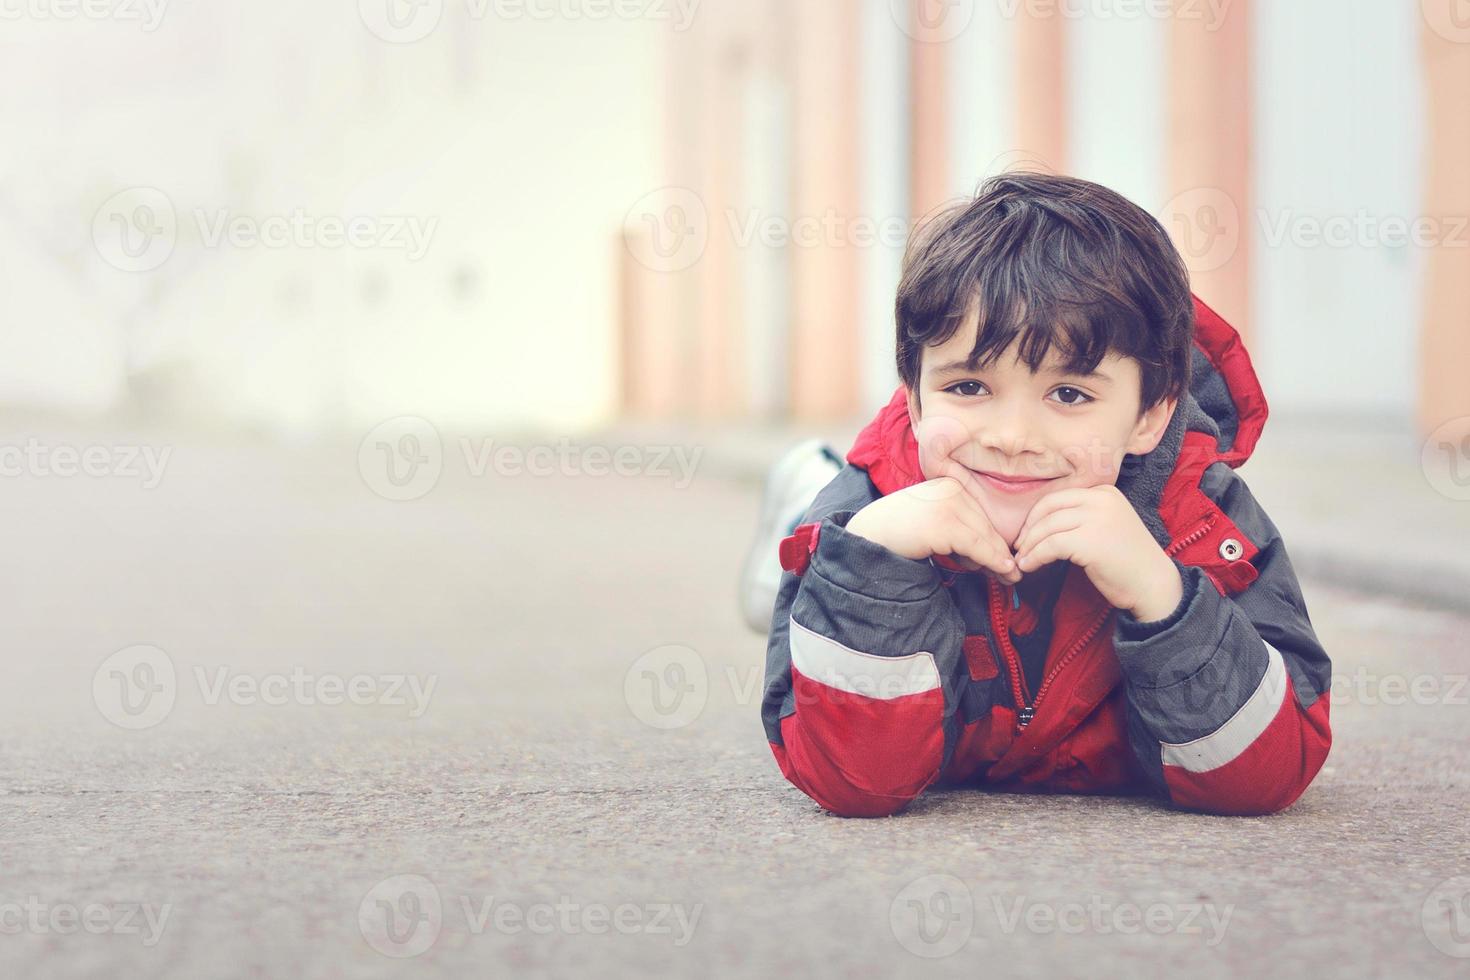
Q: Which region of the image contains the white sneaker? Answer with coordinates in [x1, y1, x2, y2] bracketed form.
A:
[737, 438, 844, 633]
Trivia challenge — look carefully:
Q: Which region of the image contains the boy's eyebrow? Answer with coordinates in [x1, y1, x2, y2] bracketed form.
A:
[929, 358, 983, 376]
[929, 359, 1115, 384]
[1056, 367, 1115, 384]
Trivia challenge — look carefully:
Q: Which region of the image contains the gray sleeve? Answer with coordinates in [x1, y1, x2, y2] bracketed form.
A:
[759, 465, 969, 759]
[1115, 462, 1332, 754]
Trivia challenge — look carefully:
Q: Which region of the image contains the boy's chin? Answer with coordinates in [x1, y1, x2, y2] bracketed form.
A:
[971, 475, 1088, 551]
[991, 514, 1026, 552]
[979, 495, 1033, 552]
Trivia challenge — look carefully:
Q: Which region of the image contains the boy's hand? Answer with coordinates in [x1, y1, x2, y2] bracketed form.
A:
[845, 477, 1022, 586]
[1010, 485, 1183, 620]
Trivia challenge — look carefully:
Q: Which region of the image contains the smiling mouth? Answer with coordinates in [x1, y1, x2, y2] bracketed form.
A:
[973, 469, 1061, 492]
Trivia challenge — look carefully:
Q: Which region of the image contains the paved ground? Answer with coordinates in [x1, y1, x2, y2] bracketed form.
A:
[1, 424, 1467, 978]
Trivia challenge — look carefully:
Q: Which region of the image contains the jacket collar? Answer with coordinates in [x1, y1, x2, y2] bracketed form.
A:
[845, 294, 1269, 546]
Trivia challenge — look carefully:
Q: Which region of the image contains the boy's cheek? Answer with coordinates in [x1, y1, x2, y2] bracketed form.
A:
[1059, 436, 1130, 487]
[913, 413, 983, 477]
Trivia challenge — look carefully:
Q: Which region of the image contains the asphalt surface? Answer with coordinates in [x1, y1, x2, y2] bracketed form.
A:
[1, 426, 1467, 978]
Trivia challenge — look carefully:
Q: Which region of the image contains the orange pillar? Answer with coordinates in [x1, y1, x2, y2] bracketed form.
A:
[620, 18, 708, 421]
[1166, 0, 1252, 340]
[618, 230, 683, 418]
[788, 0, 862, 420]
[1013, 6, 1068, 174]
[1418, 7, 1470, 439]
[623, 9, 751, 420]
[908, 2, 950, 219]
[691, 13, 746, 420]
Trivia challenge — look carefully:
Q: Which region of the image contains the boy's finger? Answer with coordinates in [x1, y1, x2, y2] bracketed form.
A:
[1013, 512, 1083, 561]
[951, 482, 1015, 552]
[947, 510, 1019, 583]
[1016, 529, 1077, 572]
[1012, 488, 1085, 545]
[950, 489, 1016, 554]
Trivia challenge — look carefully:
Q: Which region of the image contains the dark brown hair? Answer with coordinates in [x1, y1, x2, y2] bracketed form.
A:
[895, 171, 1194, 413]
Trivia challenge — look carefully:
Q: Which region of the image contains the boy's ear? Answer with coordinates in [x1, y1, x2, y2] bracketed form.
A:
[1125, 396, 1177, 456]
[905, 386, 922, 431]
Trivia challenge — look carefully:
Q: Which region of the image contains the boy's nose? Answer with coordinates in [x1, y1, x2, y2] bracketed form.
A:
[975, 405, 1040, 458]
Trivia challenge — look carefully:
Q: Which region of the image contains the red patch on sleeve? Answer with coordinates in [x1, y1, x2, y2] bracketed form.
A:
[778, 521, 822, 576]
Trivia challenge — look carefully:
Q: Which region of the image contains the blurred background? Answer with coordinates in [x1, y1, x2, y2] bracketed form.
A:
[626, 0, 1466, 440]
[3, 3, 1470, 977]
[2, 0, 1465, 438]
[5, 0, 1463, 601]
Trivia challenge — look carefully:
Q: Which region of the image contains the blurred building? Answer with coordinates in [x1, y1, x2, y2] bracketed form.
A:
[0, 1, 1464, 442]
[622, 0, 1468, 443]
[1, 2, 665, 437]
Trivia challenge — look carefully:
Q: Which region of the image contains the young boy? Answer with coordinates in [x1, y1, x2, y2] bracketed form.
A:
[746, 172, 1332, 818]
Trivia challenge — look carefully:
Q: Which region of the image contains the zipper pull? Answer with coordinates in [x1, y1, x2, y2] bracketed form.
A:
[1011, 586, 1021, 610]
[1017, 705, 1034, 728]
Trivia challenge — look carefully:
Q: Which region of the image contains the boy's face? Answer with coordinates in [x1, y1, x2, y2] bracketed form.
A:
[906, 309, 1177, 550]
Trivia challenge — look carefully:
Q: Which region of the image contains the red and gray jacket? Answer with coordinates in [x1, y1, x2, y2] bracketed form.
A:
[761, 296, 1332, 817]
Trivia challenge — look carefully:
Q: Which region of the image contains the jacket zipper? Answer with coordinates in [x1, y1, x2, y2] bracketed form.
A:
[990, 511, 1218, 731]
[1162, 512, 1217, 560]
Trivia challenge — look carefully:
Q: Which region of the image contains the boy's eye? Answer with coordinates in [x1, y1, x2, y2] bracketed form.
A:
[1049, 386, 1093, 406]
[943, 380, 1093, 405]
[944, 381, 988, 397]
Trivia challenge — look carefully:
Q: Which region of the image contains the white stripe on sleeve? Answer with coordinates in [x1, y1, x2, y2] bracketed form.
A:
[788, 617, 940, 700]
[1160, 643, 1291, 773]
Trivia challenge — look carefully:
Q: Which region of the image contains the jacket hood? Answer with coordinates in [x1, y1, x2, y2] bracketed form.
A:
[845, 294, 1270, 547]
